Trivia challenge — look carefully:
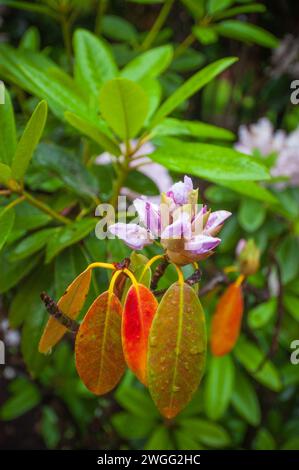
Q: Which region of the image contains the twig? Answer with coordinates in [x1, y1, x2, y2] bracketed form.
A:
[198, 273, 228, 296]
[41, 292, 79, 333]
[140, 0, 175, 51]
[151, 258, 169, 290]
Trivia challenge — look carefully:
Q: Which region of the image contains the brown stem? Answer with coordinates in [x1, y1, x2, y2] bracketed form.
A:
[151, 258, 169, 291]
[41, 292, 79, 333]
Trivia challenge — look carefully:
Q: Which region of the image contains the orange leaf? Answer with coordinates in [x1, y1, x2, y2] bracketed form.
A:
[122, 283, 158, 385]
[39, 269, 91, 354]
[75, 291, 125, 395]
[211, 282, 244, 357]
[147, 282, 207, 419]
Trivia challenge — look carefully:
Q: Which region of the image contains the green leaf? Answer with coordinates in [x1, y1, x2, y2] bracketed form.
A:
[45, 218, 97, 263]
[231, 370, 261, 426]
[248, 298, 277, 329]
[65, 111, 121, 156]
[204, 355, 235, 420]
[102, 15, 138, 43]
[115, 380, 159, 419]
[179, 418, 231, 448]
[207, 0, 234, 14]
[252, 428, 276, 450]
[283, 294, 299, 322]
[125, 170, 159, 196]
[73, 29, 118, 96]
[0, 377, 41, 420]
[174, 429, 204, 450]
[215, 180, 278, 204]
[0, 163, 12, 185]
[11, 100, 47, 181]
[150, 57, 238, 127]
[152, 117, 235, 141]
[180, 0, 205, 18]
[277, 236, 299, 284]
[234, 337, 282, 391]
[19, 26, 41, 51]
[99, 78, 149, 140]
[9, 227, 57, 261]
[193, 26, 218, 45]
[0, 1, 58, 18]
[0, 208, 15, 251]
[151, 138, 270, 181]
[41, 406, 61, 449]
[0, 88, 17, 165]
[121, 45, 173, 82]
[112, 412, 156, 439]
[145, 426, 174, 450]
[213, 3, 266, 20]
[215, 20, 279, 48]
[238, 198, 267, 232]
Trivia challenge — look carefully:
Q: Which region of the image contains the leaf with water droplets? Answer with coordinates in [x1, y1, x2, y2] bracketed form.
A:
[147, 282, 207, 418]
[122, 283, 158, 385]
[75, 291, 125, 395]
[39, 269, 91, 354]
[210, 282, 244, 356]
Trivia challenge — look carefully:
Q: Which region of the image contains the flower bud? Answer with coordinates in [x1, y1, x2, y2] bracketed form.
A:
[236, 239, 260, 276]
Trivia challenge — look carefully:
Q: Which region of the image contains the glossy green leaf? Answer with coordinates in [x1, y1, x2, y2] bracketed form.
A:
[148, 282, 207, 418]
[207, 0, 234, 14]
[234, 337, 282, 391]
[102, 15, 138, 43]
[215, 180, 278, 204]
[65, 112, 120, 156]
[0, 88, 17, 165]
[215, 20, 279, 48]
[73, 29, 118, 96]
[283, 294, 299, 322]
[151, 138, 270, 181]
[0, 377, 41, 420]
[213, 3, 266, 20]
[152, 117, 234, 141]
[277, 236, 299, 284]
[99, 78, 149, 140]
[111, 412, 156, 439]
[121, 45, 173, 81]
[145, 426, 174, 450]
[11, 100, 48, 181]
[9, 227, 57, 261]
[0, 250, 41, 293]
[150, 57, 237, 126]
[0, 163, 12, 185]
[204, 355, 235, 420]
[231, 370, 261, 426]
[125, 170, 159, 196]
[179, 418, 231, 448]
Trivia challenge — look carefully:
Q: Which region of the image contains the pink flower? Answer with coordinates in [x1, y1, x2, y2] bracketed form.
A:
[109, 176, 231, 265]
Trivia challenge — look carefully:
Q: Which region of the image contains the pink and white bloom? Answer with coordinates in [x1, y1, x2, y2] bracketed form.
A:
[109, 176, 231, 266]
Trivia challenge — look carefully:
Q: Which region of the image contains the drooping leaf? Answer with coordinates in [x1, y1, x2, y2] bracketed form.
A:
[99, 78, 149, 140]
[0, 88, 17, 165]
[204, 354, 235, 420]
[11, 100, 48, 181]
[75, 291, 125, 395]
[211, 282, 244, 356]
[150, 57, 237, 127]
[73, 29, 118, 96]
[151, 138, 269, 182]
[39, 269, 92, 354]
[122, 283, 158, 385]
[147, 282, 206, 418]
[121, 45, 173, 82]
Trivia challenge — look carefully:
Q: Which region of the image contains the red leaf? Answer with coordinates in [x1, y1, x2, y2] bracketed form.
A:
[75, 291, 125, 395]
[122, 283, 158, 385]
[211, 282, 244, 356]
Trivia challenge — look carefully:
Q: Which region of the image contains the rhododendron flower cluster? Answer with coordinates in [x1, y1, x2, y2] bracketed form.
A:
[109, 176, 231, 265]
[235, 118, 299, 187]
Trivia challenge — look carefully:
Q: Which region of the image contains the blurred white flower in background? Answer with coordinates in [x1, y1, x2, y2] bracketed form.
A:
[235, 118, 299, 188]
[96, 140, 173, 204]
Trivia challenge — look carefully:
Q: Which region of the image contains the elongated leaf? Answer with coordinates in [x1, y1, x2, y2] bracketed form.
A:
[0, 377, 41, 421]
[248, 298, 277, 329]
[11, 100, 47, 181]
[151, 138, 270, 181]
[99, 78, 149, 140]
[238, 198, 266, 232]
[152, 117, 234, 141]
[179, 418, 231, 448]
[121, 45, 173, 82]
[208, 0, 234, 14]
[148, 282, 206, 418]
[231, 370, 261, 426]
[9, 227, 57, 261]
[0, 163, 12, 185]
[204, 354, 235, 420]
[0, 88, 17, 165]
[75, 291, 125, 394]
[234, 336, 282, 391]
[102, 15, 138, 43]
[74, 29, 117, 96]
[39, 269, 92, 354]
[215, 20, 279, 48]
[150, 57, 237, 127]
[211, 282, 244, 356]
[65, 112, 120, 156]
[215, 180, 278, 204]
[0, 208, 15, 251]
[123, 283, 158, 384]
[213, 3, 266, 20]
